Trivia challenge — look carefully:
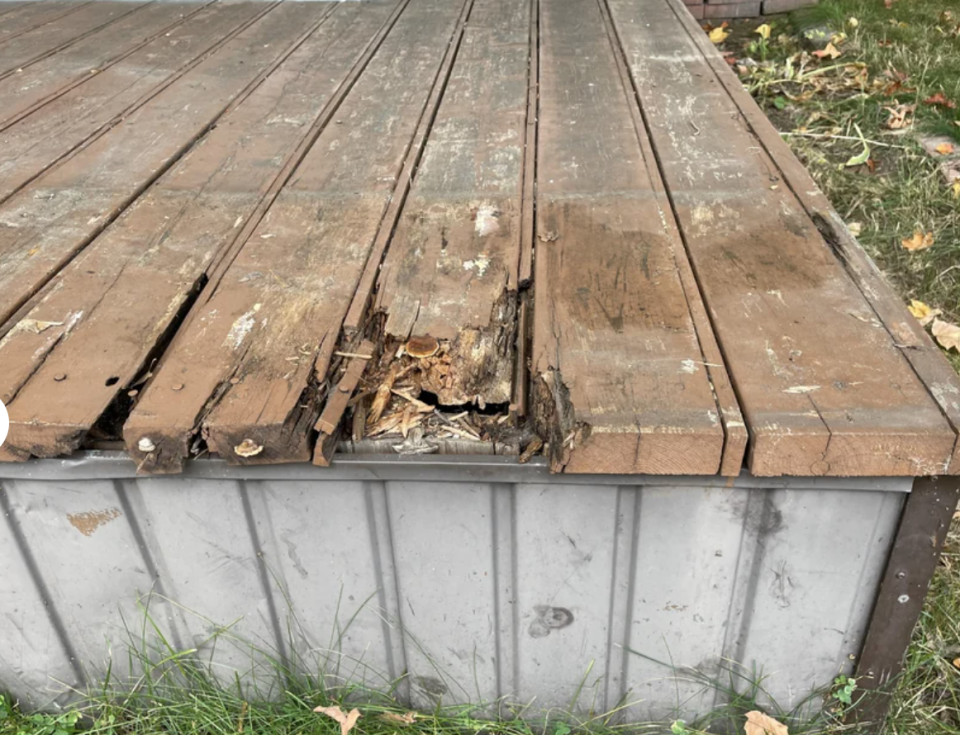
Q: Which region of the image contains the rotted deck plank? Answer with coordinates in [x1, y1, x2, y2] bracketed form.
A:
[606, 0, 957, 476]
[0, 1, 212, 130]
[372, 0, 532, 409]
[0, 1, 411, 462]
[123, 0, 471, 473]
[532, 0, 731, 474]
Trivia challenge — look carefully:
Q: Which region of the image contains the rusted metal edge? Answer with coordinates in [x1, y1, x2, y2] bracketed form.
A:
[852, 475, 959, 732]
[595, 0, 748, 476]
[662, 0, 960, 476]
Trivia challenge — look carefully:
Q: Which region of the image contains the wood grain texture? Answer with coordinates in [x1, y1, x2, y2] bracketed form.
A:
[607, 0, 956, 476]
[123, 0, 469, 473]
[662, 0, 960, 475]
[0, 2, 323, 332]
[532, 0, 726, 474]
[0, 1, 404, 462]
[0, 1, 211, 130]
[0, 1, 146, 77]
[374, 0, 531, 407]
[0, 2, 93, 46]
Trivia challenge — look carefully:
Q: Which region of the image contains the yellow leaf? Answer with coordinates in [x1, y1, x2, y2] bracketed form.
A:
[953, 181, 960, 198]
[813, 42, 842, 59]
[744, 711, 790, 735]
[935, 142, 956, 155]
[901, 231, 935, 251]
[848, 17, 859, 27]
[755, 23, 772, 40]
[908, 299, 941, 326]
[314, 706, 361, 735]
[709, 27, 730, 43]
[932, 318, 960, 352]
[847, 222, 862, 236]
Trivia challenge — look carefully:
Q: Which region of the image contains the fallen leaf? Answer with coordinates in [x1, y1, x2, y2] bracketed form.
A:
[884, 104, 915, 130]
[953, 181, 960, 198]
[935, 142, 956, 155]
[884, 0, 897, 7]
[901, 231, 935, 251]
[847, 222, 862, 236]
[755, 23, 771, 40]
[812, 42, 842, 59]
[932, 319, 960, 352]
[314, 706, 361, 735]
[924, 92, 957, 109]
[379, 712, 416, 726]
[709, 26, 730, 43]
[908, 299, 941, 326]
[953, 657, 960, 669]
[20, 319, 64, 334]
[744, 711, 789, 735]
[847, 16, 859, 27]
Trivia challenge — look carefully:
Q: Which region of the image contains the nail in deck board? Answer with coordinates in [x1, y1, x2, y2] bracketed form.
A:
[123, 0, 470, 472]
[0, 1, 406, 461]
[532, 0, 728, 474]
[0, 2, 326, 330]
[606, 0, 957, 476]
[0, 1, 209, 129]
[374, 0, 531, 407]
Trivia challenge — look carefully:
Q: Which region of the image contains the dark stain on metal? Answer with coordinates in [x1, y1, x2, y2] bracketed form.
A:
[67, 508, 121, 537]
[528, 605, 574, 638]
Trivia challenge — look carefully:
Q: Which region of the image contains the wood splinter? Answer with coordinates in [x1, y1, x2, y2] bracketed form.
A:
[313, 339, 376, 466]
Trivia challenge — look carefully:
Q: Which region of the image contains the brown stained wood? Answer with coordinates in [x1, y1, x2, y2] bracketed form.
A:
[596, 0, 746, 475]
[374, 0, 531, 408]
[532, 0, 725, 475]
[662, 0, 960, 475]
[0, 1, 270, 205]
[0, 1, 399, 463]
[314, 340, 376, 467]
[0, 1, 213, 130]
[607, 0, 956, 477]
[0, 1, 147, 77]
[0, 2, 93, 46]
[123, 0, 470, 473]
[0, 2, 327, 333]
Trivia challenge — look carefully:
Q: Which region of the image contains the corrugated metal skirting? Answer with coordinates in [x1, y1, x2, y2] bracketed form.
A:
[0, 456, 907, 721]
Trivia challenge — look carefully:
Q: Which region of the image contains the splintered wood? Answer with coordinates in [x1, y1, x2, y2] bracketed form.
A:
[2, 0, 960, 477]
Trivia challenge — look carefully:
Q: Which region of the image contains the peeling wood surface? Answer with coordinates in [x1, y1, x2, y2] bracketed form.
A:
[532, 0, 726, 474]
[1, 0, 959, 476]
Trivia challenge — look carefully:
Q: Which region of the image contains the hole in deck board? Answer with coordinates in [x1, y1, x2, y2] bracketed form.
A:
[417, 389, 511, 417]
[105, 376, 120, 387]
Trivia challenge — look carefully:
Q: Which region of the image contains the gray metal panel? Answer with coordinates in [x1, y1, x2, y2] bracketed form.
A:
[0, 456, 905, 722]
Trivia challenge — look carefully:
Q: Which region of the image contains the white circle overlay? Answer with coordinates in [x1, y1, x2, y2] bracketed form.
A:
[0, 399, 7, 448]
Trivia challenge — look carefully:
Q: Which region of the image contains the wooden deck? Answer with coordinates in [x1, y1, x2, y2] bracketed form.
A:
[1, 0, 959, 477]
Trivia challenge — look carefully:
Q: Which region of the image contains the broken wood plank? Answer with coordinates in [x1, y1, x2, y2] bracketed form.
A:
[315, 340, 376, 467]
[532, 0, 727, 474]
[0, 0, 402, 462]
[0, 1, 148, 77]
[123, 0, 471, 473]
[606, 0, 956, 476]
[662, 0, 960, 475]
[0, 1, 272, 204]
[0, 2, 329, 332]
[0, 1, 212, 130]
[373, 0, 532, 408]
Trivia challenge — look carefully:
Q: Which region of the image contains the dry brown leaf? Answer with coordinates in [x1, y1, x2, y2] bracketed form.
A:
[884, 104, 915, 129]
[709, 26, 730, 43]
[935, 142, 956, 155]
[924, 92, 957, 109]
[379, 712, 417, 726]
[908, 299, 941, 326]
[933, 319, 960, 352]
[812, 42, 842, 59]
[901, 231, 934, 251]
[314, 706, 361, 735]
[953, 657, 960, 669]
[744, 711, 789, 735]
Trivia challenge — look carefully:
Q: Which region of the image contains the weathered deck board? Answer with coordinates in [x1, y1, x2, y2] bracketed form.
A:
[123, 0, 470, 472]
[0, 1, 404, 461]
[0, 1, 210, 130]
[532, 0, 727, 474]
[0, 2, 326, 330]
[0, 1, 146, 77]
[373, 0, 531, 408]
[606, 0, 957, 476]
[0, 2, 92, 45]
[0, 1, 268, 204]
